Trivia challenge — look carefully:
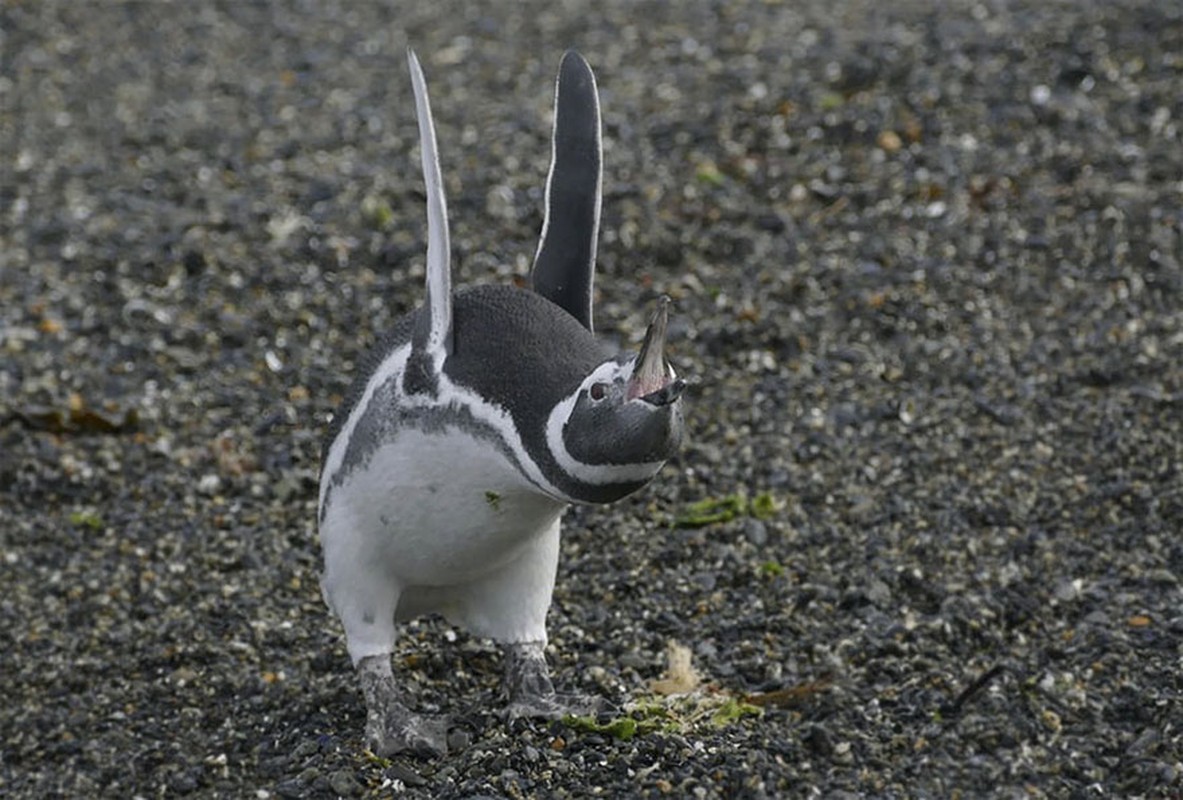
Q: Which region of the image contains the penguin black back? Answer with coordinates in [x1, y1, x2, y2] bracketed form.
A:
[445, 285, 611, 424]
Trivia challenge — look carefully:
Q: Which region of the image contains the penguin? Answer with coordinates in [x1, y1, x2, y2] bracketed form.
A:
[317, 48, 686, 758]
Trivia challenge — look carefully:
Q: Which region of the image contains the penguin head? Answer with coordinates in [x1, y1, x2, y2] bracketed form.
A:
[546, 297, 686, 497]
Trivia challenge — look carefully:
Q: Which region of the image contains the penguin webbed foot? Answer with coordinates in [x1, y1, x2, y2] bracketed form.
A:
[503, 641, 608, 721]
[507, 689, 607, 721]
[358, 655, 450, 758]
[367, 707, 450, 759]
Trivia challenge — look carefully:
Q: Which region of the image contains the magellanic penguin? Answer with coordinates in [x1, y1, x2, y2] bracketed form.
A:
[318, 49, 686, 758]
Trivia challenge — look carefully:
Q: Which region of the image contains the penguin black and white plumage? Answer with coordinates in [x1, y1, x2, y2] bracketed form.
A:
[317, 49, 686, 757]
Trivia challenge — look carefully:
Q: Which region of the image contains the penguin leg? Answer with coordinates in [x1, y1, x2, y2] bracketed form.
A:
[320, 520, 449, 758]
[442, 516, 604, 719]
[447, 514, 562, 645]
[503, 640, 604, 720]
[357, 655, 449, 758]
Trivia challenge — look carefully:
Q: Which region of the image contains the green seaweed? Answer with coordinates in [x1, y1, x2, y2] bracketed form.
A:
[695, 164, 725, 186]
[749, 491, 779, 520]
[673, 494, 746, 528]
[361, 194, 395, 230]
[564, 714, 640, 741]
[672, 491, 782, 529]
[710, 697, 762, 727]
[362, 750, 392, 768]
[69, 511, 103, 530]
[819, 90, 845, 111]
[759, 561, 785, 578]
[564, 693, 762, 742]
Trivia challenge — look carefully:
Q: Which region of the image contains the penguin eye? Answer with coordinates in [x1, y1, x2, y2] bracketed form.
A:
[589, 382, 609, 401]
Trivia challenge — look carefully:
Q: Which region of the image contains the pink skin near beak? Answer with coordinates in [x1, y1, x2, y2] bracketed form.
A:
[626, 296, 684, 404]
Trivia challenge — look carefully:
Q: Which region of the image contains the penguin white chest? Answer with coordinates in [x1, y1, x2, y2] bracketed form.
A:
[322, 425, 565, 587]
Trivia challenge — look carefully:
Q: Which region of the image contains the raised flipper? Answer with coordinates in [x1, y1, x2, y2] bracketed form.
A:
[405, 48, 453, 393]
[530, 50, 602, 333]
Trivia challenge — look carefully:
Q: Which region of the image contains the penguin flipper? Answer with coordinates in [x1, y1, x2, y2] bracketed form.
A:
[530, 50, 601, 333]
[407, 48, 453, 371]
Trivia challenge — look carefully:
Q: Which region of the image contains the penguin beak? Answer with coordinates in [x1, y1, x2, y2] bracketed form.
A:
[627, 296, 686, 406]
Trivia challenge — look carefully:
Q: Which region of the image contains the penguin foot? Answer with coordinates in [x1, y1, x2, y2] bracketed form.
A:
[357, 654, 449, 759]
[503, 641, 607, 720]
[366, 707, 450, 758]
[507, 689, 606, 721]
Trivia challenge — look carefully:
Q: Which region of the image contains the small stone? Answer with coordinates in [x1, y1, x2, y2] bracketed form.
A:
[832, 741, 855, 765]
[447, 728, 473, 752]
[877, 130, 902, 152]
[866, 579, 892, 608]
[767, 469, 790, 488]
[387, 762, 428, 788]
[274, 781, 303, 799]
[744, 518, 768, 546]
[619, 651, 648, 669]
[1054, 579, 1082, 602]
[803, 725, 833, 757]
[898, 399, 916, 425]
[1126, 727, 1159, 757]
[169, 770, 199, 793]
[292, 739, 319, 759]
[328, 768, 360, 797]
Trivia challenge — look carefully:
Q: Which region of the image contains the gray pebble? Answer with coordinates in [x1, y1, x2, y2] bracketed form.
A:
[744, 518, 769, 546]
[328, 768, 360, 797]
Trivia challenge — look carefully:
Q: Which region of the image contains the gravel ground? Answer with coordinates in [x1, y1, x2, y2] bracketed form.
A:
[2, 1, 1181, 797]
